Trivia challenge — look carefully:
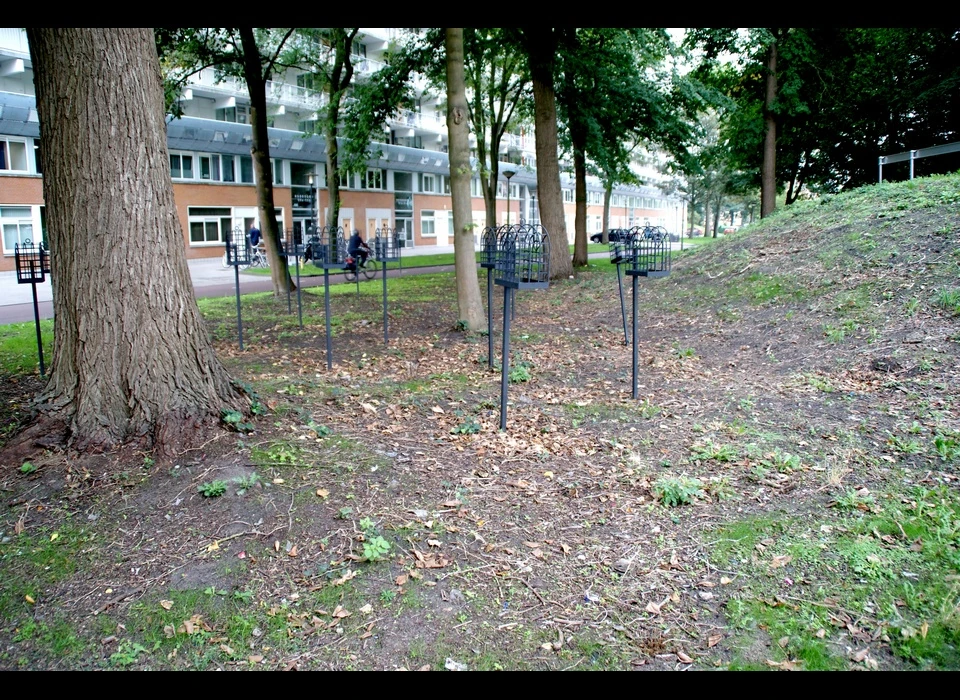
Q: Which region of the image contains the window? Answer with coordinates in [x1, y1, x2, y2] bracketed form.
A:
[470, 178, 482, 198]
[188, 207, 232, 245]
[221, 155, 235, 183]
[338, 171, 356, 189]
[420, 173, 436, 193]
[239, 156, 254, 184]
[421, 210, 435, 235]
[273, 159, 284, 185]
[169, 153, 193, 179]
[215, 105, 249, 124]
[0, 139, 28, 172]
[198, 155, 219, 181]
[562, 189, 573, 203]
[365, 169, 384, 190]
[588, 191, 603, 205]
[1, 206, 35, 253]
[393, 172, 413, 192]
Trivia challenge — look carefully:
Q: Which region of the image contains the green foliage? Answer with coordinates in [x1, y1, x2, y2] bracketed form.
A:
[234, 473, 259, 495]
[451, 420, 481, 435]
[508, 361, 532, 383]
[198, 480, 228, 498]
[19, 462, 37, 475]
[690, 440, 738, 463]
[653, 475, 704, 507]
[221, 409, 253, 433]
[110, 640, 150, 667]
[359, 517, 392, 562]
[934, 288, 960, 315]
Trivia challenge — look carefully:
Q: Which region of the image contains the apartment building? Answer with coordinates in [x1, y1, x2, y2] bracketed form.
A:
[0, 28, 682, 272]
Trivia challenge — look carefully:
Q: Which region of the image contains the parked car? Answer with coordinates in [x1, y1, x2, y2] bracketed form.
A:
[590, 230, 630, 244]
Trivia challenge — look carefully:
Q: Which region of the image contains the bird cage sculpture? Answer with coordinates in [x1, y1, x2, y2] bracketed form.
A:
[224, 227, 251, 267]
[374, 227, 401, 263]
[624, 225, 671, 278]
[607, 229, 633, 265]
[480, 225, 500, 270]
[494, 223, 550, 290]
[316, 225, 347, 269]
[14, 241, 47, 283]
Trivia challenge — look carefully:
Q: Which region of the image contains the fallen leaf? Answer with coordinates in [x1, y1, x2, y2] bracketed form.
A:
[288, 545, 298, 557]
[920, 621, 929, 639]
[220, 643, 234, 655]
[273, 478, 285, 484]
[720, 576, 733, 585]
[248, 655, 263, 664]
[160, 600, 173, 611]
[25, 594, 35, 604]
[770, 555, 793, 569]
[645, 600, 662, 615]
[560, 543, 571, 554]
[395, 574, 408, 586]
[332, 605, 351, 619]
[163, 624, 175, 638]
[359, 604, 373, 615]
[444, 658, 468, 671]
[441, 500, 460, 508]
[431, 406, 445, 414]
[316, 488, 330, 499]
[50, 532, 59, 542]
[778, 636, 789, 649]
[815, 628, 826, 638]
[361, 403, 378, 414]
[524, 541, 543, 549]
[332, 570, 357, 586]
[677, 651, 694, 663]
[427, 539, 442, 548]
[707, 634, 722, 648]
[851, 648, 870, 663]
[207, 540, 220, 552]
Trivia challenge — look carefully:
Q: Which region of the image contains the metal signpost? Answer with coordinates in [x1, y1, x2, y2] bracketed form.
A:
[374, 227, 401, 345]
[624, 226, 671, 399]
[318, 225, 347, 369]
[607, 229, 631, 345]
[494, 223, 550, 430]
[224, 227, 251, 350]
[480, 225, 500, 369]
[14, 241, 50, 375]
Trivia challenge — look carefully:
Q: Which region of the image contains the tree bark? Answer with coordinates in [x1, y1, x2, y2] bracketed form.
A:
[761, 37, 778, 218]
[601, 183, 612, 243]
[525, 27, 573, 280]
[445, 28, 485, 331]
[238, 28, 293, 294]
[25, 28, 245, 453]
[572, 135, 588, 267]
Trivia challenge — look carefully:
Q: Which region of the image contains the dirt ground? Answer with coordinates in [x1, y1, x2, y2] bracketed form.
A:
[1, 190, 959, 670]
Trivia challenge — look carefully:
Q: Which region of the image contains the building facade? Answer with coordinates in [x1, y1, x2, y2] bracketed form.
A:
[0, 28, 682, 272]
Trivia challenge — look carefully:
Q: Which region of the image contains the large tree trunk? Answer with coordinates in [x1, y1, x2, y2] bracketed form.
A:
[525, 27, 573, 280]
[601, 183, 612, 244]
[445, 28, 485, 331]
[25, 28, 245, 453]
[239, 28, 293, 294]
[761, 38, 777, 218]
[571, 135, 588, 267]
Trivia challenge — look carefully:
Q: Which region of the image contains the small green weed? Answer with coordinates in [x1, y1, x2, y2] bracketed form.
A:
[234, 473, 259, 495]
[509, 361, 532, 383]
[653, 475, 704, 507]
[451, 420, 481, 435]
[110, 640, 151, 667]
[934, 287, 960, 315]
[690, 440, 738, 463]
[359, 517, 392, 562]
[221, 409, 253, 433]
[19, 462, 37, 475]
[198, 480, 228, 498]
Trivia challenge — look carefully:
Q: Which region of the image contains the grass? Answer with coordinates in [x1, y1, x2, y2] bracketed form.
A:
[0, 319, 53, 374]
[709, 484, 960, 670]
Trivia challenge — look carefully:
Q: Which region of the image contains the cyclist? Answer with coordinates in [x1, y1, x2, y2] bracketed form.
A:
[248, 222, 261, 249]
[348, 229, 372, 269]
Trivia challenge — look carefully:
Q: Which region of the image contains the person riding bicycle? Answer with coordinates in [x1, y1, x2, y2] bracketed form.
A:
[348, 229, 371, 269]
[248, 223, 261, 249]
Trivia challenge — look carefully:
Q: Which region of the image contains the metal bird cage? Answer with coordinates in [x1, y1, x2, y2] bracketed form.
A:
[624, 225, 671, 278]
[607, 229, 633, 265]
[374, 227, 401, 263]
[14, 241, 47, 283]
[316, 225, 347, 269]
[494, 223, 550, 290]
[480, 225, 501, 270]
[224, 227, 251, 267]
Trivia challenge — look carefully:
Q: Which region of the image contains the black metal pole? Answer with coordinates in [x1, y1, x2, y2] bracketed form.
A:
[285, 245, 291, 315]
[295, 249, 303, 329]
[500, 286, 512, 431]
[31, 282, 45, 376]
[324, 269, 333, 370]
[382, 258, 389, 344]
[632, 275, 639, 400]
[487, 268, 493, 369]
[234, 263, 244, 350]
[617, 263, 628, 345]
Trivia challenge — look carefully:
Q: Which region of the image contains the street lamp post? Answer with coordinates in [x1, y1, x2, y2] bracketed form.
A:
[503, 164, 518, 226]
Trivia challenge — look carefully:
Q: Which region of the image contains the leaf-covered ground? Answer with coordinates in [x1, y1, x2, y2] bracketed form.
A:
[1, 175, 959, 670]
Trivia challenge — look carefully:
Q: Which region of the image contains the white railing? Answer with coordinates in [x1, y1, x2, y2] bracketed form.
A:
[879, 141, 960, 181]
[265, 79, 324, 110]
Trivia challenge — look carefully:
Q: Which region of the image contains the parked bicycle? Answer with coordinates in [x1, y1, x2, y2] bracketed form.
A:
[222, 243, 269, 270]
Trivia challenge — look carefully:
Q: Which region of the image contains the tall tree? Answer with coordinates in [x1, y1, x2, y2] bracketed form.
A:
[157, 27, 295, 295]
[444, 28, 485, 331]
[517, 27, 572, 280]
[22, 27, 244, 453]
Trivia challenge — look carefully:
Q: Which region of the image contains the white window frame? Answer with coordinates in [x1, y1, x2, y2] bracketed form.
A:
[365, 168, 384, 190]
[421, 173, 437, 193]
[169, 151, 195, 180]
[562, 188, 573, 203]
[187, 206, 233, 247]
[1, 205, 39, 255]
[420, 209, 436, 236]
[0, 138, 30, 173]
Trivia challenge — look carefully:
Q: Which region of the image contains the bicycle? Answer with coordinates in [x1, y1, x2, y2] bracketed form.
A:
[222, 243, 269, 269]
[343, 254, 377, 283]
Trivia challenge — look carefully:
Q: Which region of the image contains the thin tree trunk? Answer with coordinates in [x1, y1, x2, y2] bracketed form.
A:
[602, 183, 612, 243]
[445, 28, 485, 331]
[239, 27, 293, 294]
[526, 27, 573, 280]
[761, 37, 778, 218]
[24, 27, 244, 453]
[572, 137, 588, 267]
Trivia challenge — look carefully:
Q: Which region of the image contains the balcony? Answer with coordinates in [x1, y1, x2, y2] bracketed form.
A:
[184, 70, 323, 112]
